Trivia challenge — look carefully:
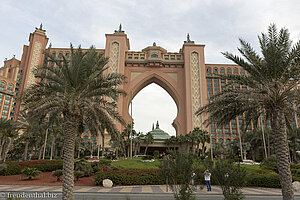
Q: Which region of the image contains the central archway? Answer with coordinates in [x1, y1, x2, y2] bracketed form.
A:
[130, 83, 177, 136]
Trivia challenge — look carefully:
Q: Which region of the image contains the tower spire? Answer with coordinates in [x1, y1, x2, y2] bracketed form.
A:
[156, 121, 159, 129]
[115, 23, 124, 33]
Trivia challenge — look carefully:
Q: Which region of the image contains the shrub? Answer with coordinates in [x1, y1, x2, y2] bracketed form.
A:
[91, 159, 112, 173]
[0, 160, 63, 176]
[21, 167, 42, 180]
[142, 155, 154, 160]
[261, 155, 277, 172]
[105, 155, 117, 160]
[153, 151, 159, 159]
[74, 170, 85, 181]
[160, 151, 196, 200]
[211, 160, 246, 200]
[94, 168, 164, 186]
[246, 174, 280, 188]
[74, 159, 93, 177]
[52, 170, 63, 181]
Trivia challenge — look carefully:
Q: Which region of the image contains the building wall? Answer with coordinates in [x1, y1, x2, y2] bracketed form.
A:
[1, 26, 299, 147]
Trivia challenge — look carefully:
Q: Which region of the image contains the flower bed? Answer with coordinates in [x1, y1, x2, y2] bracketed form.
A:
[0, 160, 63, 176]
[94, 168, 165, 186]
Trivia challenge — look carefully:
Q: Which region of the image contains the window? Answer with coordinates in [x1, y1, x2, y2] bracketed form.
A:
[6, 96, 11, 99]
[140, 57, 144, 59]
[212, 138, 216, 142]
[0, 82, 5, 87]
[128, 57, 132, 59]
[4, 100, 10, 104]
[0, 93, 2, 97]
[207, 67, 211, 73]
[2, 110, 8, 114]
[219, 138, 223, 142]
[3, 105, 8, 110]
[217, 129, 222, 133]
[234, 68, 239, 73]
[8, 85, 13, 90]
[151, 54, 158, 58]
[211, 129, 215, 133]
[213, 68, 218, 73]
[91, 136, 96, 140]
[2, 116, 7, 119]
[227, 68, 232, 73]
[226, 139, 231, 143]
[83, 136, 88, 140]
[207, 82, 212, 86]
[220, 68, 225, 73]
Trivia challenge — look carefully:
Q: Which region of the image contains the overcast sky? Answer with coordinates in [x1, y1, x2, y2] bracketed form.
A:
[1, 0, 300, 136]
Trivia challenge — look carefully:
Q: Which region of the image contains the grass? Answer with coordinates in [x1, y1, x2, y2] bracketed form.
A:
[111, 157, 160, 169]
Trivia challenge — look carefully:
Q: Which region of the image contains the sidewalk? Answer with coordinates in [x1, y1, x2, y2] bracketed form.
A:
[1, 185, 298, 196]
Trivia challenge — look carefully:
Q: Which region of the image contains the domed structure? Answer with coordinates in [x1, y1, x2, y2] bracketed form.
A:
[149, 121, 171, 141]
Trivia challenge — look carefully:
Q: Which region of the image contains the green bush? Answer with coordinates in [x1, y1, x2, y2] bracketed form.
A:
[94, 168, 164, 185]
[0, 160, 63, 176]
[74, 170, 85, 181]
[261, 155, 277, 172]
[212, 160, 246, 200]
[105, 155, 117, 160]
[246, 174, 281, 188]
[92, 159, 112, 173]
[153, 151, 159, 159]
[52, 170, 63, 181]
[142, 155, 154, 160]
[74, 159, 93, 177]
[21, 167, 42, 180]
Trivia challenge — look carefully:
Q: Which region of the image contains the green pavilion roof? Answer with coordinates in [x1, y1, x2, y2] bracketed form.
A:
[148, 121, 171, 141]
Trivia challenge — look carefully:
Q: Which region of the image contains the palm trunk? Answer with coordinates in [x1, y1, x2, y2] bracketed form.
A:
[50, 135, 56, 160]
[43, 129, 48, 160]
[271, 109, 294, 200]
[62, 113, 79, 200]
[144, 145, 148, 155]
[3, 138, 13, 162]
[38, 144, 44, 160]
[24, 141, 29, 160]
[101, 133, 105, 156]
[0, 139, 6, 161]
[77, 137, 81, 159]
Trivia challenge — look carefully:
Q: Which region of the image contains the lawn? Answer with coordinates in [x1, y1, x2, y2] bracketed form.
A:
[111, 157, 160, 169]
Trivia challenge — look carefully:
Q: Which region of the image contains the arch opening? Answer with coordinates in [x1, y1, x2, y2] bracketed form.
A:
[128, 83, 177, 136]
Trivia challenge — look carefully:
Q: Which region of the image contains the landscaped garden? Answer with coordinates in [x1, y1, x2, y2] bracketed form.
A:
[1, 156, 300, 189]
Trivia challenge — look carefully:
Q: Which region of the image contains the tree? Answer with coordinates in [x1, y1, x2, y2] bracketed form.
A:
[160, 151, 196, 200]
[0, 119, 18, 161]
[197, 24, 300, 200]
[24, 45, 126, 200]
[192, 127, 209, 156]
[143, 132, 154, 155]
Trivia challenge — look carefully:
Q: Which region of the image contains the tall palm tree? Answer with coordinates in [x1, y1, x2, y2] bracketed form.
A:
[192, 128, 210, 157]
[197, 24, 300, 199]
[24, 45, 126, 200]
[143, 132, 154, 155]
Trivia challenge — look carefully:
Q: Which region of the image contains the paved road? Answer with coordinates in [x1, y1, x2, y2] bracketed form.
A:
[1, 185, 300, 200]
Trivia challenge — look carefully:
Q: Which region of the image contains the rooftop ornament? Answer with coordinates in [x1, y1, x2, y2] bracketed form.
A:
[115, 24, 125, 33]
[153, 42, 156, 46]
[36, 23, 46, 32]
[184, 33, 194, 43]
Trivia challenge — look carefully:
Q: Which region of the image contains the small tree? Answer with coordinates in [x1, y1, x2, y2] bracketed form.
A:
[52, 170, 63, 181]
[21, 167, 42, 180]
[160, 151, 196, 200]
[211, 160, 246, 200]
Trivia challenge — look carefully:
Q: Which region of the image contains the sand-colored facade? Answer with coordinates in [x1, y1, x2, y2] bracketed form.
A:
[0, 26, 299, 149]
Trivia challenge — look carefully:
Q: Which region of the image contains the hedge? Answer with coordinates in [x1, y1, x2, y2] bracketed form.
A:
[246, 174, 281, 188]
[0, 160, 63, 176]
[94, 168, 165, 186]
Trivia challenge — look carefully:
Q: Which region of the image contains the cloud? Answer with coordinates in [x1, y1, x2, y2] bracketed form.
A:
[0, 0, 299, 134]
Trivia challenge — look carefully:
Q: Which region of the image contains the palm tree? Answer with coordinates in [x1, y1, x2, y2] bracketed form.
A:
[24, 45, 126, 200]
[197, 24, 300, 199]
[143, 132, 154, 155]
[191, 127, 210, 156]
